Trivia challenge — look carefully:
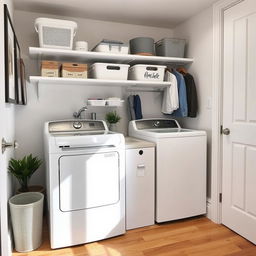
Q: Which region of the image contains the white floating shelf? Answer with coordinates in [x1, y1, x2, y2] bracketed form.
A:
[29, 76, 171, 89]
[29, 47, 194, 65]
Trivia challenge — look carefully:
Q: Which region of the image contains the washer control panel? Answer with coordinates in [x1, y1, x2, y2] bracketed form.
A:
[135, 119, 179, 130]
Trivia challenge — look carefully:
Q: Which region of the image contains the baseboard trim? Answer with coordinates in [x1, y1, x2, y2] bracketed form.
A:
[206, 200, 212, 220]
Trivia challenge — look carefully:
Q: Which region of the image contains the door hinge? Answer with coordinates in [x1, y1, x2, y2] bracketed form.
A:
[220, 125, 223, 134]
[219, 193, 222, 203]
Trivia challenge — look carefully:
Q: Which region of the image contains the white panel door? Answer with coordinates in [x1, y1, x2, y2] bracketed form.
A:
[222, 0, 256, 244]
[0, 1, 15, 255]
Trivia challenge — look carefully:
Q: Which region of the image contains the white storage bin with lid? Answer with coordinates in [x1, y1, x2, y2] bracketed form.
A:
[92, 40, 129, 54]
[35, 18, 77, 49]
[129, 64, 166, 82]
[89, 63, 130, 80]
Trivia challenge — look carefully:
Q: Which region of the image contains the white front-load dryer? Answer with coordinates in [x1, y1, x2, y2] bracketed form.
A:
[44, 120, 125, 249]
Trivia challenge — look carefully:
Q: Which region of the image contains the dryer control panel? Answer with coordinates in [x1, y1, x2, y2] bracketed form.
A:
[48, 120, 106, 134]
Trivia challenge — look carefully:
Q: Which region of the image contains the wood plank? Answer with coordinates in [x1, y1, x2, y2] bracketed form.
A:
[12, 217, 256, 256]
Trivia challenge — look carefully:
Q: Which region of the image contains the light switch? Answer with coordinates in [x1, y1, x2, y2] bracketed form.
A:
[207, 97, 212, 109]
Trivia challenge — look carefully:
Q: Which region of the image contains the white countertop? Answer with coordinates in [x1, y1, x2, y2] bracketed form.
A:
[125, 137, 155, 149]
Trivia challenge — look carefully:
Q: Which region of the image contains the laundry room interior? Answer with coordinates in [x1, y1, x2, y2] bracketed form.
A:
[1, 0, 256, 255]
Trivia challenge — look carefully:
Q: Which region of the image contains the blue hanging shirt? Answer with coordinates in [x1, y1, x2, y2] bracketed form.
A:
[172, 70, 188, 117]
[134, 95, 143, 120]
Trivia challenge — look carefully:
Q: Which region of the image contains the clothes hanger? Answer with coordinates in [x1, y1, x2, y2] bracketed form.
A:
[177, 66, 187, 74]
[165, 67, 175, 73]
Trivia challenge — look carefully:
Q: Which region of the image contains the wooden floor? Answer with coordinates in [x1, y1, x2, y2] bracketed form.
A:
[13, 217, 256, 256]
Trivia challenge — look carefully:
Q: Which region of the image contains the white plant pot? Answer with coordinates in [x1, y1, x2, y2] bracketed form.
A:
[9, 192, 44, 252]
[109, 123, 118, 132]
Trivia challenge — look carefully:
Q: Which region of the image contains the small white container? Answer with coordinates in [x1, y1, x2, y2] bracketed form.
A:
[34, 18, 77, 49]
[75, 41, 88, 51]
[129, 64, 166, 82]
[92, 41, 129, 54]
[87, 99, 106, 106]
[90, 63, 130, 80]
[106, 98, 124, 106]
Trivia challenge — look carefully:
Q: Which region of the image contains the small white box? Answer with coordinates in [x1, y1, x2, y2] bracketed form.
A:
[129, 64, 166, 82]
[87, 100, 106, 106]
[106, 99, 124, 106]
[35, 18, 77, 49]
[89, 63, 130, 80]
[93, 42, 129, 54]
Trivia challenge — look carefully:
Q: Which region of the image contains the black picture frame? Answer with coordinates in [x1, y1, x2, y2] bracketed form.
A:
[14, 37, 23, 105]
[4, 4, 17, 104]
[20, 59, 27, 105]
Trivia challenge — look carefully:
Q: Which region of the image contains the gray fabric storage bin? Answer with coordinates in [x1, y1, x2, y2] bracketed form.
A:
[155, 38, 186, 58]
[129, 37, 155, 55]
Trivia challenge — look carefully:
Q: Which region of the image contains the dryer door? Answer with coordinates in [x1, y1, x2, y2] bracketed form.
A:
[59, 152, 120, 212]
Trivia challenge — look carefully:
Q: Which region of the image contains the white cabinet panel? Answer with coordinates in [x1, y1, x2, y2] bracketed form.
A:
[126, 147, 155, 230]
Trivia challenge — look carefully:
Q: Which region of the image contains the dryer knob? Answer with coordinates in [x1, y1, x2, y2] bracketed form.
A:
[73, 121, 82, 129]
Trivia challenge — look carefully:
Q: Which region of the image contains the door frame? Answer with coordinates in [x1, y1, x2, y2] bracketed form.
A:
[211, 0, 245, 223]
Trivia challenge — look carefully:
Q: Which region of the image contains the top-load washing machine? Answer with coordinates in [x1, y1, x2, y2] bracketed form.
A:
[44, 120, 125, 249]
[129, 118, 207, 223]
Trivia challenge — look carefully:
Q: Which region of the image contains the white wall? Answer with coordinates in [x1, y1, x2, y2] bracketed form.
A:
[13, 10, 173, 187]
[173, 7, 213, 199]
[0, 0, 15, 254]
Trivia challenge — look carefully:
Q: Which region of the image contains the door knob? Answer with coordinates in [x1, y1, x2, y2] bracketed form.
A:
[1, 138, 19, 154]
[222, 128, 230, 135]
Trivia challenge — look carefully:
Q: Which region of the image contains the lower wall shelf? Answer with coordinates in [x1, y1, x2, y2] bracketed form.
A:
[29, 76, 170, 89]
[29, 76, 169, 98]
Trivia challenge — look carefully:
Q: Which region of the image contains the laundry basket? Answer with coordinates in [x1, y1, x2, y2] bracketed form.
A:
[9, 192, 44, 252]
[35, 18, 77, 49]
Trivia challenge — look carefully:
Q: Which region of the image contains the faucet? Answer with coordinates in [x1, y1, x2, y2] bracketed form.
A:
[73, 106, 88, 119]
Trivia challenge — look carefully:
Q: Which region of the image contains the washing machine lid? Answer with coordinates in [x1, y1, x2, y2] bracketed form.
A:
[129, 119, 206, 138]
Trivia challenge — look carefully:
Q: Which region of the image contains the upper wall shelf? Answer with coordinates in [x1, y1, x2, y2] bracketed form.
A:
[29, 47, 194, 65]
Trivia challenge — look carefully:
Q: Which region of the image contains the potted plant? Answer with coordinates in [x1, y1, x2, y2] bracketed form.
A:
[105, 111, 121, 132]
[8, 154, 43, 193]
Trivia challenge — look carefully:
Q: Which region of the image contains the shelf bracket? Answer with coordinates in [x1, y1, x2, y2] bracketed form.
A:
[36, 82, 40, 99]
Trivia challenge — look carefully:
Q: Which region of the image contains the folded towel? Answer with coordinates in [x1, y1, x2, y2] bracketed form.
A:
[128, 95, 136, 120]
[162, 71, 179, 114]
[134, 95, 143, 120]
